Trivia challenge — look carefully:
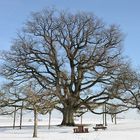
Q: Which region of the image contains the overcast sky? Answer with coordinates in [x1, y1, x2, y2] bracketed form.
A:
[0, 0, 140, 67]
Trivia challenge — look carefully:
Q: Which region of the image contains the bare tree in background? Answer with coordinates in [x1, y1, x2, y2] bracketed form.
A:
[0, 82, 56, 137]
[1, 8, 136, 126]
[107, 105, 123, 124]
[106, 64, 140, 117]
[24, 83, 56, 138]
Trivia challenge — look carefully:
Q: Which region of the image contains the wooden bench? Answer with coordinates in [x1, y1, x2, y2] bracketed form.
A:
[93, 124, 107, 131]
[73, 125, 89, 133]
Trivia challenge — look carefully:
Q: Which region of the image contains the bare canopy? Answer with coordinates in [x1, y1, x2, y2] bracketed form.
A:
[0, 8, 126, 125]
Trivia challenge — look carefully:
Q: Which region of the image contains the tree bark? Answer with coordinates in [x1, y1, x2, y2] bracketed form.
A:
[111, 115, 114, 123]
[13, 107, 16, 129]
[19, 102, 23, 129]
[115, 114, 117, 124]
[61, 107, 75, 126]
[33, 108, 38, 138]
[48, 111, 51, 129]
[103, 105, 105, 125]
[81, 115, 83, 125]
[104, 104, 107, 126]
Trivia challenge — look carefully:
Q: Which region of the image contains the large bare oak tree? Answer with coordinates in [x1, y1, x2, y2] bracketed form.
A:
[0, 8, 126, 125]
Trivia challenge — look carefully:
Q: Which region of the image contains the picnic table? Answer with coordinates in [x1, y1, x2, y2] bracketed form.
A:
[93, 124, 107, 131]
[73, 125, 89, 133]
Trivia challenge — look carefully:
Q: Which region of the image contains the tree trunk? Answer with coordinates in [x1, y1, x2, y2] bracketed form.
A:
[61, 107, 75, 126]
[115, 114, 117, 124]
[103, 105, 105, 125]
[33, 108, 38, 138]
[13, 107, 16, 129]
[81, 115, 83, 125]
[104, 104, 107, 126]
[48, 111, 51, 129]
[19, 102, 23, 129]
[103, 113, 105, 125]
[111, 115, 114, 123]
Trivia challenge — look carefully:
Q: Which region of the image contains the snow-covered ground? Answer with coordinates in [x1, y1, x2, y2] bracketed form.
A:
[0, 114, 140, 140]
